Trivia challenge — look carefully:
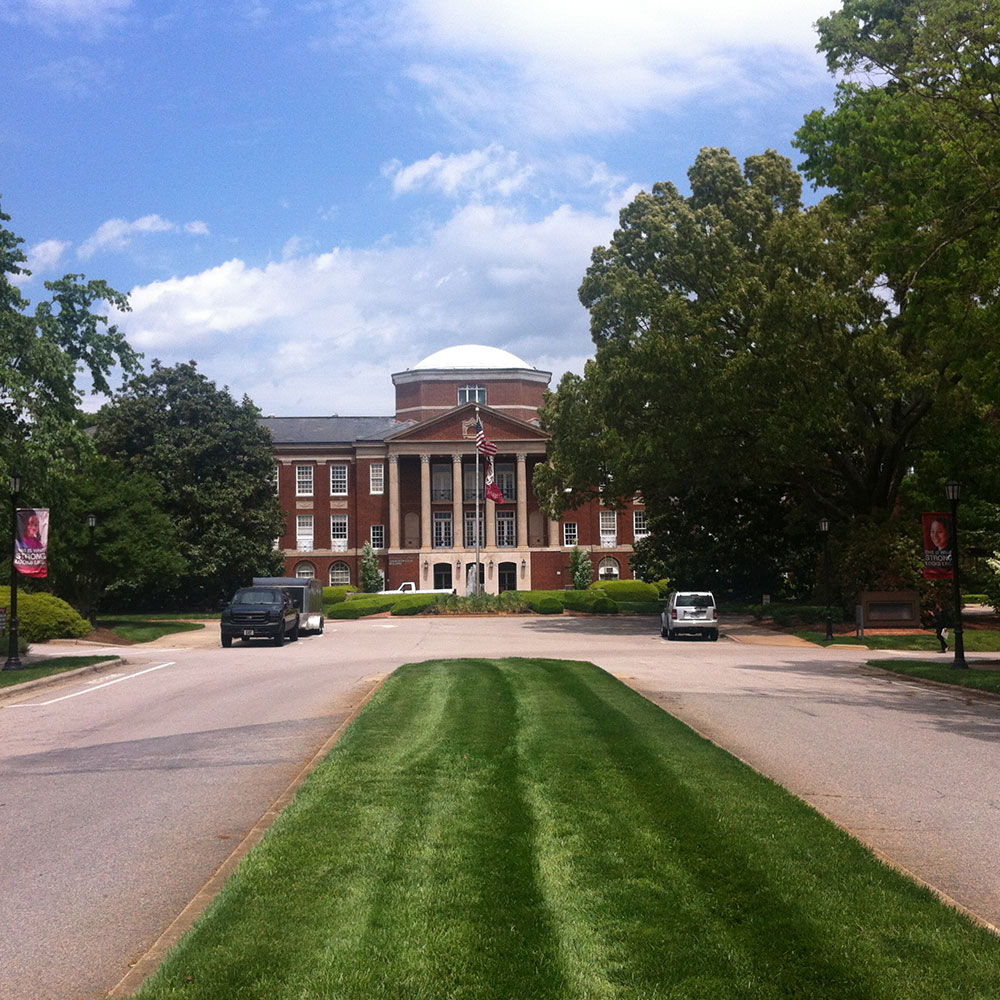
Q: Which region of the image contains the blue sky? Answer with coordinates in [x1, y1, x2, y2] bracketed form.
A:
[3, 0, 840, 416]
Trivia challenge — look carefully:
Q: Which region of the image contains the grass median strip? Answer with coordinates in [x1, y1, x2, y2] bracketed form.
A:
[134, 658, 1000, 999]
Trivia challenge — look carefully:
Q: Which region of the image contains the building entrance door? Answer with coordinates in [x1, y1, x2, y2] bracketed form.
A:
[498, 561, 517, 593]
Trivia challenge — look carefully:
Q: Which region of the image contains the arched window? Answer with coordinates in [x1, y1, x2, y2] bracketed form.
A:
[329, 562, 351, 586]
[296, 561, 316, 579]
[598, 557, 620, 580]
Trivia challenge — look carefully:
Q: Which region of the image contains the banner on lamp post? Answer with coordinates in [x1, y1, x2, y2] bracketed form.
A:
[922, 512, 953, 580]
[14, 508, 49, 578]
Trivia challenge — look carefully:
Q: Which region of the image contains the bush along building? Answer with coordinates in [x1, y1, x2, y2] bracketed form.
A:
[260, 345, 648, 594]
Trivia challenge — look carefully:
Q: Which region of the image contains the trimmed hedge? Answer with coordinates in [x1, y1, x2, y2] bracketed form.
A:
[322, 586, 353, 606]
[525, 594, 564, 614]
[0, 588, 90, 643]
[590, 579, 659, 602]
[747, 603, 845, 627]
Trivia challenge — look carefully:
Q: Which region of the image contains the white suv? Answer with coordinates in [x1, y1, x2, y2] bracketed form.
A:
[661, 591, 719, 641]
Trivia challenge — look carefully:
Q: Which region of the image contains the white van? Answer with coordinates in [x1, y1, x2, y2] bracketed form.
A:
[661, 591, 718, 641]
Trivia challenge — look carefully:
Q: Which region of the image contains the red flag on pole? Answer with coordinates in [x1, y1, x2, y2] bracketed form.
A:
[484, 455, 505, 504]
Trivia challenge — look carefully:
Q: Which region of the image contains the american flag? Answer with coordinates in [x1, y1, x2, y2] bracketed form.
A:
[475, 416, 498, 456]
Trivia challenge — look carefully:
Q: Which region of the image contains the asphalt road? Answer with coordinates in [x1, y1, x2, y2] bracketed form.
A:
[1, 615, 998, 999]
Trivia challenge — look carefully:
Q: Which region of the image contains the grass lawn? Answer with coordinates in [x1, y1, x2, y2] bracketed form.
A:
[134, 658, 1000, 1000]
[794, 629, 1000, 653]
[872, 660, 1000, 695]
[0, 655, 120, 688]
[96, 618, 207, 643]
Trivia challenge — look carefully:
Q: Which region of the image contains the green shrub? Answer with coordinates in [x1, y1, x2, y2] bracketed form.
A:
[653, 578, 672, 598]
[589, 596, 619, 614]
[322, 586, 353, 605]
[329, 595, 399, 619]
[526, 594, 564, 615]
[747, 603, 842, 627]
[390, 594, 440, 616]
[590, 579, 659, 602]
[0, 589, 90, 642]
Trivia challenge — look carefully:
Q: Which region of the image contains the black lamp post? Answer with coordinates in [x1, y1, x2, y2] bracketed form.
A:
[86, 513, 97, 627]
[4, 474, 23, 670]
[819, 517, 834, 642]
[944, 480, 967, 669]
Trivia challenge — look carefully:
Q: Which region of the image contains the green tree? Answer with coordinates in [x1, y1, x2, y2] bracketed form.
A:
[536, 148, 972, 593]
[360, 541, 382, 593]
[94, 361, 285, 609]
[0, 197, 140, 494]
[47, 454, 185, 620]
[569, 545, 593, 590]
[795, 0, 1000, 586]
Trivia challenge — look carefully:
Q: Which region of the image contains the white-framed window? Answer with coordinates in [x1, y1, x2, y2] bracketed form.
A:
[633, 510, 649, 540]
[464, 510, 485, 548]
[463, 463, 478, 501]
[330, 464, 348, 496]
[433, 511, 453, 548]
[273, 464, 280, 495]
[598, 557, 620, 580]
[369, 463, 384, 495]
[496, 509, 516, 547]
[600, 510, 617, 547]
[296, 561, 316, 579]
[431, 463, 452, 502]
[329, 561, 351, 586]
[330, 514, 348, 551]
[296, 514, 314, 551]
[458, 384, 487, 405]
[563, 522, 578, 547]
[496, 462, 515, 501]
[370, 524, 385, 550]
[296, 465, 314, 497]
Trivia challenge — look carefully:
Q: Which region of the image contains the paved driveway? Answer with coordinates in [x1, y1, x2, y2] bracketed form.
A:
[3, 615, 998, 998]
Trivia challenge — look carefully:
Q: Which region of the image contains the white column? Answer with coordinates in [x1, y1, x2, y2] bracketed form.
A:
[516, 453, 529, 549]
[452, 454, 463, 550]
[388, 455, 400, 550]
[420, 454, 431, 549]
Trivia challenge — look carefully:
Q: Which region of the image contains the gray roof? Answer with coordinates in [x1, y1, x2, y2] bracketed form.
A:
[259, 415, 410, 445]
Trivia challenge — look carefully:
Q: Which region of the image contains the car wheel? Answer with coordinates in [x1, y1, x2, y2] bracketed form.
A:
[221, 635, 232, 648]
[660, 624, 668, 638]
[289, 621, 299, 641]
[318, 617, 325, 634]
[272, 624, 284, 647]
[667, 630, 676, 641]
[710, 629, 719, 642]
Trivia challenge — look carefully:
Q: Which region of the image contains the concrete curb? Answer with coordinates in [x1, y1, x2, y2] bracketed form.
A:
[0, 656, 126, 704]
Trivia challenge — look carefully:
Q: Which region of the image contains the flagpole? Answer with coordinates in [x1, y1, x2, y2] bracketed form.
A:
[475, 406, 481, 595]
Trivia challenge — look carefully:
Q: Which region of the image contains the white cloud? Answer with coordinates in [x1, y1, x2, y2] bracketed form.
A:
[392, 0, 834, 135]
[20, 239, 71, 280]
[8, 0, 131, 26]
[383, 144, 533, 198]
[117, 197, 616, 415]
[78, 214, 207, 259]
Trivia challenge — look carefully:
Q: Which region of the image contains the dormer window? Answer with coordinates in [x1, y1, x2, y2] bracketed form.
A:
[458, 384, 487, 405]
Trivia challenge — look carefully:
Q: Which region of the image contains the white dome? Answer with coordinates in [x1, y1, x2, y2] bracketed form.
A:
[413, 344, 533, 370]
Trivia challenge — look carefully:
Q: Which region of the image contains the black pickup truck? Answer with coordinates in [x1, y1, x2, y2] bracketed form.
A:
[220, 586, 300, 647]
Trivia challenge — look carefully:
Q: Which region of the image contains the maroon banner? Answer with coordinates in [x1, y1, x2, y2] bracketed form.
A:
[922, 512, 953, 579]
[14, 508, 49, 578]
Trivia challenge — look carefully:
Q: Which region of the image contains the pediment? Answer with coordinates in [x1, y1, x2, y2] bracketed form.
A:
[385, 403, 548, 446]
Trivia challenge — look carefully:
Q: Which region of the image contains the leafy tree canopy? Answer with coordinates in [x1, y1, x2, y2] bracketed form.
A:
[0, 197, 140, 492]
[536, 147, 986, 594]
[94, 360, 285, 608]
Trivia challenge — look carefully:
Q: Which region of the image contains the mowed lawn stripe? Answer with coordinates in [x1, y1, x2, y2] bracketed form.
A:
[134, 658, 1000, 1000]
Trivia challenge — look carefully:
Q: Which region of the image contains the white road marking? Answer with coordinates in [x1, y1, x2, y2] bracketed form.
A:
[7, 662, 177, 707]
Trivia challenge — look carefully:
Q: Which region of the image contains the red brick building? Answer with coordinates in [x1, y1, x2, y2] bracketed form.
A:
[261, 345, 648, 593]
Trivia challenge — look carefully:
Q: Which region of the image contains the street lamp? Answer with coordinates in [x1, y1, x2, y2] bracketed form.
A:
[819, 517, 834, 642]
[86, 513, 97, 627]
[5, 474, 23, 670]
[944, 481, 967, 669]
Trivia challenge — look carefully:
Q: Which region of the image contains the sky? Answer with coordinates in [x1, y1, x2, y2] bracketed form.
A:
[3, 0, 842, 417]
